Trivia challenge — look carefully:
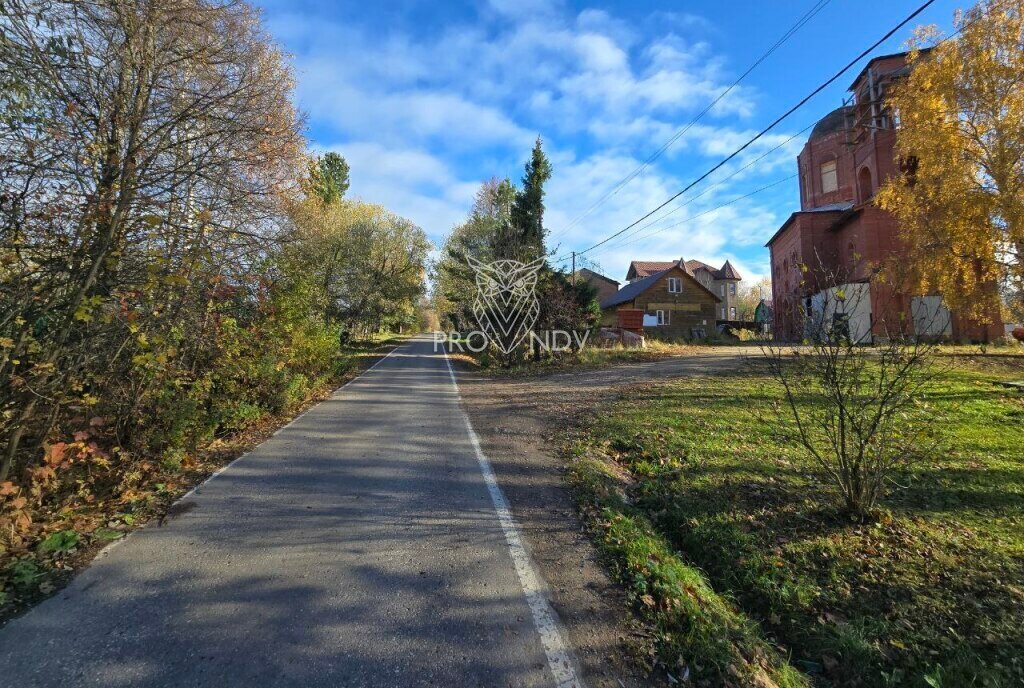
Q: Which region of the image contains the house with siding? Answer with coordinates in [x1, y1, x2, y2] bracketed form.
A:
[626, 258, 742, 321]
[601, 260, 720, 340]
[754, 299, 773, 325]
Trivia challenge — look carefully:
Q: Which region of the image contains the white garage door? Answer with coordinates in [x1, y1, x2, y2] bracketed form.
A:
[912, 296, 952, 337]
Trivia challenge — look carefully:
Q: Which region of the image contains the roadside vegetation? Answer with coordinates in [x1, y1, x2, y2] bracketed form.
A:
[0, 1, 429, 619]
[433, 142, 598, 367]
[452, 339, 709, 376]
[566, 354, 1024, 687]
[0, 333, 400, 622]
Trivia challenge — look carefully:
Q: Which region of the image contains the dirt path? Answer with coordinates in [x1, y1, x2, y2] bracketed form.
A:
[456, 349, 755, 687]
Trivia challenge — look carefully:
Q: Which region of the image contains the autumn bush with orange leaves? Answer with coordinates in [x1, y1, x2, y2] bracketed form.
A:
[0, 0, 428, 613]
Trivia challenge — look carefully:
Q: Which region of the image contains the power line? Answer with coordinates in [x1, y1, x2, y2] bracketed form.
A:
[568, 0, 938, 260]
[583, 175, 797, 261]
[576, 120, 817, 259]
[548, 0, 833, 244]
[577, 4, 980, 263]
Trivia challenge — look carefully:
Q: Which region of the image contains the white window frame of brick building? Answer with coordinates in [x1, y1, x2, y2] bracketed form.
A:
[667, 277, 682, 293]
[820, 159, 838, 193]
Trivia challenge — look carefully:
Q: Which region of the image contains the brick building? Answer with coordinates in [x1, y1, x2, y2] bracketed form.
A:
[766, 51, 1003, 343]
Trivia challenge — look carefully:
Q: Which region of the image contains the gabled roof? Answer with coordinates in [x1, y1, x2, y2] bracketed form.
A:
[683, 259, 716, 274]
[602, 269, 667, 308]
[686, 258, 741, 281]
[626, 260, 676, 281]
[630, 258, 741, 282]
[573, 268, 618, 286]
[601, 262, 721, 309]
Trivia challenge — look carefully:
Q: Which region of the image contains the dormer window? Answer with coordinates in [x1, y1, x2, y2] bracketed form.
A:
[821, 159, 838, 193]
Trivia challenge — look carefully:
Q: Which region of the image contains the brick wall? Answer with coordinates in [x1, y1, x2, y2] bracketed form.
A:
[767, 52, 1004, 342]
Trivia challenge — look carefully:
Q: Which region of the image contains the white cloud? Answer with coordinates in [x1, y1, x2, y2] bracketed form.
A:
[297, 59, 533, 150]
[542, 140, 794, 283]
[486, 0, 563, 20]
[325, 142, 479, 244]
[263, 0, 804, 277]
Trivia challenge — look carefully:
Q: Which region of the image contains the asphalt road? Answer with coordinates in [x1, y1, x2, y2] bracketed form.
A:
[0, 336, 579, 688]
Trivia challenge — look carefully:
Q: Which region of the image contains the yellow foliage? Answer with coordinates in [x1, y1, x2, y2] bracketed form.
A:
[876, 0, 1023, 321]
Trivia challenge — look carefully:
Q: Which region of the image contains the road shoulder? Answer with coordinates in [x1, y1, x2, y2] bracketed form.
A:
[454, 350, 758, 687]
[456, 369, 659, 688]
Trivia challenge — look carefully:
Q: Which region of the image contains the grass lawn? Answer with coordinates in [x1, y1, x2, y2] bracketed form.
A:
[566, 354, 1024, 687]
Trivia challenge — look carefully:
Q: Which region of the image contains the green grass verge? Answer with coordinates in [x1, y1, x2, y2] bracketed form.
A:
[565, 355, 1024, 687]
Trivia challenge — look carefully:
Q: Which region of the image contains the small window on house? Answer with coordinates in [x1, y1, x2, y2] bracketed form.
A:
[729, 283, 736, 295]
[821, 159, 838, 193]
[730, 306, 737, 319]
[667, 277, 681, 293]
[720, 307, 726, 319]
[720, 285, 725, 296]
[656, 309, 668, 325]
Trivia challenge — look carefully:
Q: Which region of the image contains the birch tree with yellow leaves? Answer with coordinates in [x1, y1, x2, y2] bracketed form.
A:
[876, 0, 1023, 323]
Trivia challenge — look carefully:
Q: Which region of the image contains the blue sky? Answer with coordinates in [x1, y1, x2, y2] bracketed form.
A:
[255, 0, 966, 284]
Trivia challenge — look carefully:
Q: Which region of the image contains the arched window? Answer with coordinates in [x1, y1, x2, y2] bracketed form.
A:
[858, 167, 874, 203]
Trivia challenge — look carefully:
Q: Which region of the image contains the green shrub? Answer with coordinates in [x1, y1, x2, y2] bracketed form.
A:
[280, 373, 311, 411]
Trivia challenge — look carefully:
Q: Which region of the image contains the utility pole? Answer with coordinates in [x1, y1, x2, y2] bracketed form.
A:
[571, 251, 576, 283]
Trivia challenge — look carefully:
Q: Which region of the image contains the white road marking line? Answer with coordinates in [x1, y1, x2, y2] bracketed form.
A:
[442, 349, 584, 688]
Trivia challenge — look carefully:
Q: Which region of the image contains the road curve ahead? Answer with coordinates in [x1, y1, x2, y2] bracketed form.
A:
[0, 335, 580, 688]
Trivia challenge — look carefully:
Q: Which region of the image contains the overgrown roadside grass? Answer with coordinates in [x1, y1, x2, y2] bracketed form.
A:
[0, 333, 404, 625]
[453, 340, 711, 377]
[565, 354, 1024, 687]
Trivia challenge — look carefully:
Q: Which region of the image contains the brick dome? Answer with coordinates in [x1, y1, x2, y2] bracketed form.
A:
[809, 106, 853, 140]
